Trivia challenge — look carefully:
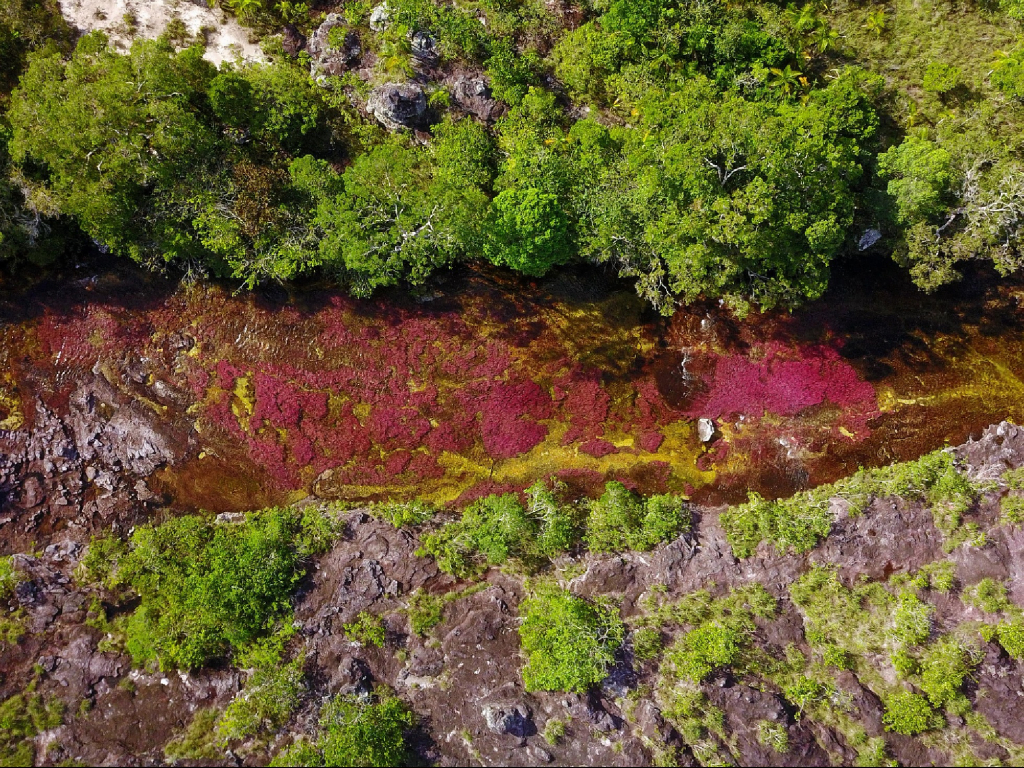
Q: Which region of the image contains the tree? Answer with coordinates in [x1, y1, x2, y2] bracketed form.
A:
[877, 137, 954, 225]
[485, 187, 570, 276]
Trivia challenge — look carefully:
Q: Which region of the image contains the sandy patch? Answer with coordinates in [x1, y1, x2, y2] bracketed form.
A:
[57, 0, 266, 66]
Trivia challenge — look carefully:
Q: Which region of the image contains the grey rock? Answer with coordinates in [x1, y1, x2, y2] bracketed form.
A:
[367, 83, 427, 131]
[411, 30, 439, 64]
[858, 228, 882, 251]
[482, 703, 532, 738]
[369, 2, 391, 32]
[449, 76, 504, 123]
[698, 417, 716, 443]
[282, 24, 306, 56]
[308, 14, 362, 79]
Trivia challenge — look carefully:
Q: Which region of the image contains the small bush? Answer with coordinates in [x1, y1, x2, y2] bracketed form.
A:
[918, 636, 975, 706]
[756, 720, 789, 753]
[632, 626, 664, 662]
[270, 689, 414, 768]
[85, 507, 331, 671]
[881, 690, 940, 735]
[406, 589, 445, 637]
[164, 708, 221, 762]
[344, 611, 386, 648]
[1001, 494, 1024, 525]
[586, 482, 689, 553]
[965, 578, 1010, 614]
[0, 557, 22, 601]
[370, 500, 435, 528]
[519, 585, 625, 693]
[997, 620, 1024, 659]
[542, 717, 567, 745]
[922, 62, 962, 94]
[216, 656, 305, 742]
[665, 622, 742, 683]
[892, 591, 933, 645]
[0, 687, 63, 767]
[917, 560, 956, 593]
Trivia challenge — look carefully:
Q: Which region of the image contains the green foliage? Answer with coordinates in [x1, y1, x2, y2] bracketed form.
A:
[921, 62, 961, 94]
[485, 186, 570, 277]
[665, 621, 741, 682]
[918, 636, 976, 707]
[216, 655, 305, 742]
[965, 578, 1011, 614]
[90, 507, 323, 670]
[164, 708, 222, 763]
[0, 556, 21, 601]
[722, 449, 978, 558]
[270, 689, 414, 768]
[892, 590, 933, 646]
[518, 585, 625, 692]
[756, 720, 789, 754]
[585, 482, 690, 553]
[881, 690, 940, 735]
[997, 620, 1024, 659]
[877, 137, 954, 225]
[542, 716, 567, 745]
[370, 500, 435, 528]
[632, 625, 664, 662]
[344, 611, 386, 648]
[1001, 493, 1024, 525]
[0, 684, 63, 767]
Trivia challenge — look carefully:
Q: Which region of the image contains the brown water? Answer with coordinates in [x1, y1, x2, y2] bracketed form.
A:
[2, 254, 1023, 512]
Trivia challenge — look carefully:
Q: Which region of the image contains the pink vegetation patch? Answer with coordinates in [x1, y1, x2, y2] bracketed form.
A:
[687, 343, 876, 425]
[580, 439, 617, 458]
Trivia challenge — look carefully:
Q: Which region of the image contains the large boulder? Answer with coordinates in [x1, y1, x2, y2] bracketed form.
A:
[307, 14, 362, 80]
[281, 24, 306, 56]
[367, 83, 428, 131]
[449, 76, 504, 123]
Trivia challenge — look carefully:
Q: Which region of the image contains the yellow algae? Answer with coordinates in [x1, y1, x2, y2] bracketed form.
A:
[838, 426, 856, 439]
[230, 376, 254, 419]
[352, 401, 371, 421]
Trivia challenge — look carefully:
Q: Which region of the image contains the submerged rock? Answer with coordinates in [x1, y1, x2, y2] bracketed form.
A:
[698, 417, 716, 443]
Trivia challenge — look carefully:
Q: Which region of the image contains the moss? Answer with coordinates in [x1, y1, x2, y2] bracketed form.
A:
[996, 619, 1024, 659]
[405, 583, 488, 638]
[0, 556, 22, 601]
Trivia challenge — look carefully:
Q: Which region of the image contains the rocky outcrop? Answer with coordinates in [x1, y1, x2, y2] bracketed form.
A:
[367, 83, 428, 131]
[449, 76, 505, 123]
[307, 14, 362, 81]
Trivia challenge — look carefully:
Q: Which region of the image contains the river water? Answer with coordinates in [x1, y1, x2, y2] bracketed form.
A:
[3, 254, 1023, 513]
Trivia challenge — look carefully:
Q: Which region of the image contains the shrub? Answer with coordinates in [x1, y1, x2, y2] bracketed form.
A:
[1001, 494, 1024, 525]
[922, 62, 961, 94]
[632, 625, 664, 662]
[270, 690, 414, 767]
[756, 720, 789, 753]
[892, 591, 933, 646]
[164, 708, 221, 762]
[0, 556, 22, 601]
[586, 482, 689, 553]
[665, 622, 742, 683]
[881, 690, 940, 735]
[722, 450, 977, 558]
[918, 636, 975, 706]
[997, 620, 1024, 659]
[216, 656, 305, 742]
[370, 500, 435, 528]
[0, 687, 64, 767]
[519, 586, 625, 692]
[965, 578, 1010, 614]
[344, 611, 386, 648]
[101, 508, 323, 670]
